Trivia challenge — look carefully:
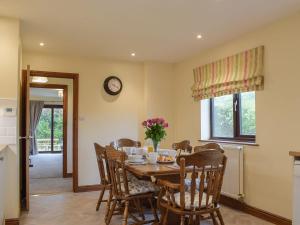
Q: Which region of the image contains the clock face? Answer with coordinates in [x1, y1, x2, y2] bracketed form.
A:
[103, 76, 123, 95]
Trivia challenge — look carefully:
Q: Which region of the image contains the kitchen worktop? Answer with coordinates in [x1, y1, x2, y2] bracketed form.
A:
[289, 151, 300, 158]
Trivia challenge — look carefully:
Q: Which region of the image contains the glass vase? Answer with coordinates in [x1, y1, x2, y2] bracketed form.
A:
[152, 140, 159, 152]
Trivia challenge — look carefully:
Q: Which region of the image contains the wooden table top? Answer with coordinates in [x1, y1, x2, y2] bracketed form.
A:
[126, 162, 180, 177]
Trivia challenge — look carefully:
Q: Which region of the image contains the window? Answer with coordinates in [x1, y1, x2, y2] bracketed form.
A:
[36, 105, 63, 153]
[210, 91, 256, 142]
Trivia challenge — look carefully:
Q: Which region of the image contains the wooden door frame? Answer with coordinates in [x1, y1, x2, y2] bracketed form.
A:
[21, 70, 79, 201]
[29, 83, 70, 178]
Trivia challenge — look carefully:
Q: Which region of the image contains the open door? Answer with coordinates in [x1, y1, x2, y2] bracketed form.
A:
[20, 65, 31, 210]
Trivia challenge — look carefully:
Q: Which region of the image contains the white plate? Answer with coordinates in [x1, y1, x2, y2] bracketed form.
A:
[128, 159, 145, 163]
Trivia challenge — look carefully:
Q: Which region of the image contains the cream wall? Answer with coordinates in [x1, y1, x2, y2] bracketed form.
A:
[174, 12, 300, 219]
[0, 17, 20, 219]
[143, 62, 175, 148]
[0, 17, 19, 98]
[22, 53, 176, 185]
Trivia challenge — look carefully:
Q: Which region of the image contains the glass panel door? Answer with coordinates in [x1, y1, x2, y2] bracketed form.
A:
[36, 105, 63, 153]
[36, 108, 52, 152]
[53, 108, 63, 152]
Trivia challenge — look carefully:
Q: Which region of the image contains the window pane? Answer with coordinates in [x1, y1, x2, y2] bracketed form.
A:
[240, 92, 256, 135]
[53, 108, 63, 152]
[36, 108, 52, 152]
[212, 94, 234, 138]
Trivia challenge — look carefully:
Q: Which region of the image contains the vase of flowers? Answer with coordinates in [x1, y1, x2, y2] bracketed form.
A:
[142, 118, 168, 152]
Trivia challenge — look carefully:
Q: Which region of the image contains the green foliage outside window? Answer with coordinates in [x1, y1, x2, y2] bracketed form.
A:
[212, 92, 256, 139]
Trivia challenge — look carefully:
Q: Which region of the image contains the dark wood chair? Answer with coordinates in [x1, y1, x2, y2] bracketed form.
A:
[110, 138, 141, 150]
[94, 143, 111, 214]
[194, 143, 225, 153]
[157, 150, 227, 225]
[172, 140, 193, 155]
[106, 146, 159, 225]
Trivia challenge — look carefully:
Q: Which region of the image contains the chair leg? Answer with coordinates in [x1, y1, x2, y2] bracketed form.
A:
[180, 215, 185, 225]
[96, 187, 106, 211]
[210, 212, 218, 225]
[148, 197, 159, 222]
[162, 208, 169, 225]
[195, 215, 200, 225]
[188, 215, 193, 225]
[106, 199, 117, 225]
[105, 189, 113, 221]
[134, 199, 145, 221]
[122, 200, 129, 225]
[216, 209, 225, 225]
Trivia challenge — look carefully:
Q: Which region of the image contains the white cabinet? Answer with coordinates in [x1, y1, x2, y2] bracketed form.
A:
[293, 160, 300, 225]
[0, 148, 5, 225]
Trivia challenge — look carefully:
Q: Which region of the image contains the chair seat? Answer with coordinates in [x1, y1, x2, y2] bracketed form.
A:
[122, 176, 159, 196]
[168, 192, 213, 210]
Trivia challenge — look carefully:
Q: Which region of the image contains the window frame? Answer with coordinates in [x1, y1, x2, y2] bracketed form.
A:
[209, 93, 255, 143]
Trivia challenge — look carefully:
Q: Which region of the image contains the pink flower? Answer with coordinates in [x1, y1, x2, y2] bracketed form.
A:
[163, 123, 169, 128]
[142, 121, 147, 126]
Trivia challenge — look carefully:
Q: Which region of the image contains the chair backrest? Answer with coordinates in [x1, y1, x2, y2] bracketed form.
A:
[94, 143, 110, 185]
[194, 143, 225, 153]
[177, 150, 227, 210]
[106, 145, 129, 197]
[172, 140, 193, 155]
[110, 138, 141, 150]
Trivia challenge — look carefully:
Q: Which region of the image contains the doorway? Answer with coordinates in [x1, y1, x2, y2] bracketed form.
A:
[28, 85, 71, 195]
[20, 68, 79, 210]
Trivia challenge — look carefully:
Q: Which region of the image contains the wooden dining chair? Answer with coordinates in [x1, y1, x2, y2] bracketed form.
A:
[194, 143, 225, 153]
[94, 143, 111, 213]
[172, 140, 193, 155]
[110, 138, 141, 150]
[105, 146, 159, 225]
[157, 150, 227, 225]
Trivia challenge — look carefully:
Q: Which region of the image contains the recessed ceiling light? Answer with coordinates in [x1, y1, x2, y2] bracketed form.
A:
[39, 42, 45, 46]
[131, 53, 136, 57]
[197, 34, 203, 39]
[32, 76, 48, 83]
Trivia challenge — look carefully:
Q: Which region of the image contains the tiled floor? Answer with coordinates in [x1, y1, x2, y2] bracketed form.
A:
[20, 191, 273, 225]
[30, 177, 72, 194]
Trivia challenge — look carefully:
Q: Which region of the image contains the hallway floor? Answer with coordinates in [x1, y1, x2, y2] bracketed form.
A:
[29, 153, 72, 195]
[20, 192, 272, 225]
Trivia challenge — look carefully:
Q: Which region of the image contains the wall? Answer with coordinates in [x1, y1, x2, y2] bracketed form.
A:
[0, 17, 20, 219]
[0, 17, 19, 98]
[174, 12, 300, 219]
[143, 62, 175, 148]
[22, 53, 176, 186]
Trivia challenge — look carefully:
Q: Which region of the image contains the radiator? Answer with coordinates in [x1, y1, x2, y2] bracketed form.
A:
[220, 144, 244, 200]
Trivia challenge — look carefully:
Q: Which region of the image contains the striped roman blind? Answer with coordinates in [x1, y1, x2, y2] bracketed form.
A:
[192, 46, 264, 100]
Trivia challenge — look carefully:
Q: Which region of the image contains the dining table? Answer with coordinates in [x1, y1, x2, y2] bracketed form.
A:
[125, 160, 183, 225]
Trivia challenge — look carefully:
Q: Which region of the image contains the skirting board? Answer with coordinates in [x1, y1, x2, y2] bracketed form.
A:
[5, 218, 19, 225]
[76, 184, 103, 192]
[220, 195, 292, 225]
[64, 173, 73, 178]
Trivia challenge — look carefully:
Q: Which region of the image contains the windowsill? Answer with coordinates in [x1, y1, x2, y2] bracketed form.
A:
[199, 139, 259, 146]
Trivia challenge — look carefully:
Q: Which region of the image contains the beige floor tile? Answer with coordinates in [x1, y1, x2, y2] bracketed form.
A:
[20, 191, 273, 225]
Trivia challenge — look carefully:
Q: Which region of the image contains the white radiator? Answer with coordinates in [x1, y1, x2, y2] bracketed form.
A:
[221, 144, 244, 200]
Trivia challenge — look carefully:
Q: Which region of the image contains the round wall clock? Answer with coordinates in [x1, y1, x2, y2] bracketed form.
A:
[103, 76, 123, 95]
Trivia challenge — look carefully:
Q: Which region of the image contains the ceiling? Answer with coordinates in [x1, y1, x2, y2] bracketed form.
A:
[1, 0, 300, 62]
